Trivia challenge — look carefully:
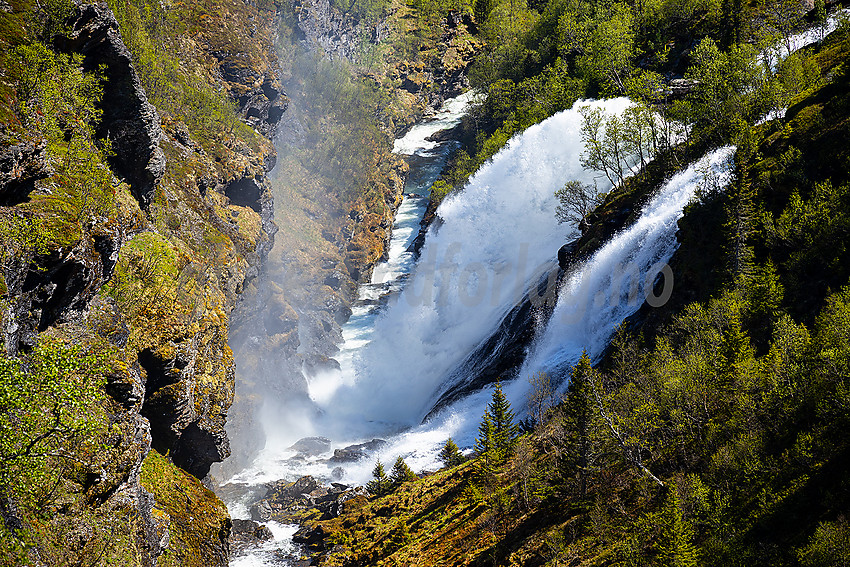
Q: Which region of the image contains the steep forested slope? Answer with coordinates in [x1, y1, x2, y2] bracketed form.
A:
[285, 9, 850, 567]
[0, 0, 282, 562]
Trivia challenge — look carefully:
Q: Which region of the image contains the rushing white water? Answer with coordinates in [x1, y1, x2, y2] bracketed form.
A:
[765, 8, 850, 71]
[229, 522, 300, 567]
[521, 146, 736, 380]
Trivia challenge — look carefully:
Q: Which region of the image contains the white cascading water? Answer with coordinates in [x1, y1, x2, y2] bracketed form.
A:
[520, 146, 735, 380]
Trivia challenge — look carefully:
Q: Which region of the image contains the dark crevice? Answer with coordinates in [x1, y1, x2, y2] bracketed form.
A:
[225, 177, 264, 213]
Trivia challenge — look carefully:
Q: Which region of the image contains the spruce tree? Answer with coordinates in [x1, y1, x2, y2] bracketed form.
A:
[562, 350, 598, 497]
[389, 456, 418, 487]
[658, 488, 699, 567]
[725, 144, 756, 285]
[474, 410, 497, 485]
[489, 381, 519, 461]
[438, 438, 465, 468]
[366, 460, 391, 496]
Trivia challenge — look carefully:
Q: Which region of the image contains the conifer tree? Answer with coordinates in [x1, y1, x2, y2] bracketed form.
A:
[725, 140, 756, 285]
[657, 488, 699, 567]
[439, 438, 465, 468]
[389, 456, 418, 487]
[489, 381, 519, 461]
[366, 460, 391, 496]
[474, 409, 497, 484]
[562, 350, 599, 497]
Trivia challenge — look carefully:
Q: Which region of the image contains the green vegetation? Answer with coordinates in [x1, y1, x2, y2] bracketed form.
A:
[107, 0, 258, 149]
[139, 449, 231, 567]
[439, 437, 466, 468]
[0, 337, 111, 564]
[432, 0, 837, 204]
[296, 10, 850, 567]
[367, 460, 393, 496]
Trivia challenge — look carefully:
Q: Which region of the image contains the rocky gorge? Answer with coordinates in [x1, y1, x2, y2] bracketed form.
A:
[0, 0, 478, 562]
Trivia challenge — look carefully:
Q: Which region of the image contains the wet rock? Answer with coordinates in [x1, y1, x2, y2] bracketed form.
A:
[289, 437, 332, 457]
[56, 2, 165, 208]
[667, 78, 699, 98]
[331, 439, 388, 463]
[230, 518, 273, 554]
[292, 525, 326, 551]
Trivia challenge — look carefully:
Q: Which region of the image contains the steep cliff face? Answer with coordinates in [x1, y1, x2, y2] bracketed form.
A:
[0, 0, 284, 563]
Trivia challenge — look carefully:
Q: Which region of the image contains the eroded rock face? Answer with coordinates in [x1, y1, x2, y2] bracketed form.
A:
[216, 55, 288, 138]
[2, 228, 121, 355]
[0, 141, 51, 205]
[248, 476, 366, 524]
[56, 2, 165, 208]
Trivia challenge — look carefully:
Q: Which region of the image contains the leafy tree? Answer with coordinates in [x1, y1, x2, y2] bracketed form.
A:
[0, 337, 109, 559]
[682, 38, 764, 141]
[366, 461, 392, 496]
[389, 456, 418, 487]
[576, 2, 637, 94]
[526, 371, 555, 430]
[555, 180, 604, 228]
[798, 518, 850, 567]
[439, 438, 465, 468]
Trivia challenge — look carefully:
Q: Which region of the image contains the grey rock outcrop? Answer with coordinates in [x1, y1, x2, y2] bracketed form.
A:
[56, 2, 165, 208]
[0, 140, 52, 205]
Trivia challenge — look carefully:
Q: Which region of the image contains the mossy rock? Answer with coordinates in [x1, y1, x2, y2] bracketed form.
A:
[140, 449, 230, 567]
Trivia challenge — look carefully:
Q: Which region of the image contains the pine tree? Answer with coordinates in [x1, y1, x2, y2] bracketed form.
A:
[657, 488, 699, 567]
[725, 133, 756, 285]
[562, 350, 598, 498]
[439, 438, 465, 468]
[366, 460, 391, 496]
[474, 409, 497, 486]
[489, 381, 519, 461]
[389, 456, 418, 487]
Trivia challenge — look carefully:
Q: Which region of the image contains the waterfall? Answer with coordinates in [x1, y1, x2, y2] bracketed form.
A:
[234, 98, 736, 488]
[521, 146, 736, 380]
[314, 98, 634, 429]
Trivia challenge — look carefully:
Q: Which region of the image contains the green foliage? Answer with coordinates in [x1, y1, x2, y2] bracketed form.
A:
[559, 350, 599, 498]
[0, 337, 109, 561]
[108, 0, 254, 148]
[656, 488, 700, 567]
[678, 38, 765, 141]
[574, 2, 636, 94]
[555, 180, 602, 226]
[489, 381, 519, 459]
[390, 456, 418, 487]
[331, 0, 389, 22]
[367, 460, 393, 496]
[7, 42, 117, 245]
[104, 232, 183, 331]
[139, 449, 230, 567]
[438, 438, 466, 468]
[797, 518, 850, 567]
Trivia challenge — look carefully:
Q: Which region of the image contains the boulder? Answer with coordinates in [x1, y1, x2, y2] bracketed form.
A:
[289, 437, 332, 457]
[331, 439, 388, 463]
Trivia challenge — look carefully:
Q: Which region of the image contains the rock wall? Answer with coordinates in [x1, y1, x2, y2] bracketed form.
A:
[0, 0, 285, 563]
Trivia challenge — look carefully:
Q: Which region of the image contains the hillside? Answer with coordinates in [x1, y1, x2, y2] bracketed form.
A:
[269, 8, 850, 567]
[2, 0, 850, 564]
